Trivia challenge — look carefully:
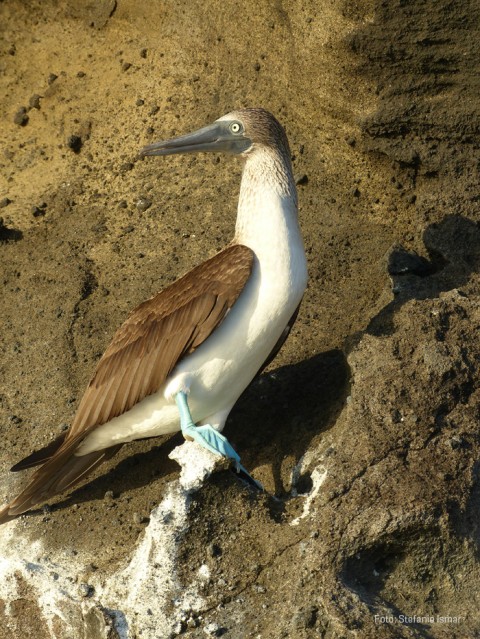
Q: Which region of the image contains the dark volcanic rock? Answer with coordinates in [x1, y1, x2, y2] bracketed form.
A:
[67, 134, 83, 153]
[13, 106, 28, 126]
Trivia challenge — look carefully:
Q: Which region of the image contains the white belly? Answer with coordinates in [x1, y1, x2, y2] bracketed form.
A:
[77, 189, 307, 455]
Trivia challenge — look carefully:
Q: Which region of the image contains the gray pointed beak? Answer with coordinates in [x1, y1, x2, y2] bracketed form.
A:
[140, 120, 252, 157]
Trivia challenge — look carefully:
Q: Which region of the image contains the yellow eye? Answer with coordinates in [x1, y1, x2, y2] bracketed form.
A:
[230, 122, 242, 134]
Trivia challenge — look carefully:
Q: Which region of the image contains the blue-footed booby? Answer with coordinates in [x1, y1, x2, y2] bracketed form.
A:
[0, 108, 308, 524]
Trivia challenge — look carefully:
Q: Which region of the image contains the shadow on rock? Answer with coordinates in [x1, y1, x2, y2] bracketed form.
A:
[226, 348, 350, 497]
[366, 215, 480, 338]
[0, 218, 23, 242]
[34, 434, 182, 515]
[341, 531, 443, 639]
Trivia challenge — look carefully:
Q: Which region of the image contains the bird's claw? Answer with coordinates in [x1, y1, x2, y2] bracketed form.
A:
[176, 392, 262, 490]
[182, 423, 240, 466]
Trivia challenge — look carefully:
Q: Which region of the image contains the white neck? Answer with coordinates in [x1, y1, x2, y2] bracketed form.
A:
[234, 146, 299, 252]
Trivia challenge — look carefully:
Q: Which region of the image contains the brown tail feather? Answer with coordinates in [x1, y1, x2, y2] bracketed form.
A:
[10, 431, 67, 472]
[0, 440, 122, 524]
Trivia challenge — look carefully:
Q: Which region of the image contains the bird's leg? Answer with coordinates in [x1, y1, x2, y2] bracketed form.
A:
[175, 391, 262, 489]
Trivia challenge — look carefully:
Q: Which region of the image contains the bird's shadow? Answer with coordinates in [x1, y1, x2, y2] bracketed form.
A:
[226, 349, 350, 496]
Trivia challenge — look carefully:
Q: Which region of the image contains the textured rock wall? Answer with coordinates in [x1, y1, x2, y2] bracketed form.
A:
[0, 0, 479, 637]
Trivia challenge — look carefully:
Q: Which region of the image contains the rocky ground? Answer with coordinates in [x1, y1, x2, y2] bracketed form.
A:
[1, 0, 479, 637]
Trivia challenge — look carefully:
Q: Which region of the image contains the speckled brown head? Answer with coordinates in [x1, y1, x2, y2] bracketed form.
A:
[217, 108, 291, 157]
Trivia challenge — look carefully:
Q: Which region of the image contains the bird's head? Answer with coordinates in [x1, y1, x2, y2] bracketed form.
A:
[140, 108, 289, 159]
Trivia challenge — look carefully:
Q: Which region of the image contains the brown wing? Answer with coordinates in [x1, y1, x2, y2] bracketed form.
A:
[69, 243, 253, 439]
[0, 244, 253, 522]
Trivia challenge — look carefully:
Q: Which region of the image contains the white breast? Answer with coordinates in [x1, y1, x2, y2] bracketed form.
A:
[164, 187, 307, 420]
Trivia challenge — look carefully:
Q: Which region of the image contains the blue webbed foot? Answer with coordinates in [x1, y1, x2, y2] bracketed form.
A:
[175, 391, 263, 490]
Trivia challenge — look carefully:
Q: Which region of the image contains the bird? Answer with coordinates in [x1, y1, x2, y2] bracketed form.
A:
[0, 108, 308, 524]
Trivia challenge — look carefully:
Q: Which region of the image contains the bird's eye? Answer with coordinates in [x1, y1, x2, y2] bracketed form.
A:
[230, 122, 242, 134]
